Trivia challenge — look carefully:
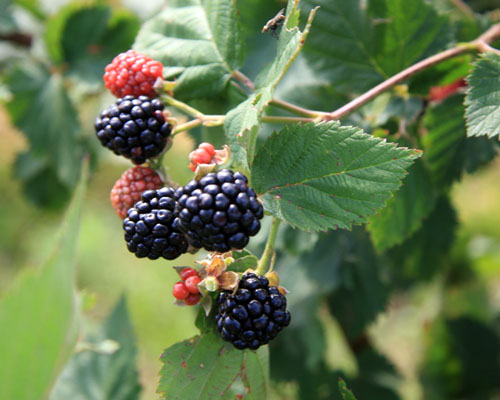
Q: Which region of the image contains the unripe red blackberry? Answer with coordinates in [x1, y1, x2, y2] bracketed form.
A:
[189, 142, 216, 171]
[95, 95, 171, 164]
[215, 273, 291, 350]
[123, 188, 188, 260]
[175, 169, 264, 253]
[104, 50, 163, 98]
[111, 166, 163, 219]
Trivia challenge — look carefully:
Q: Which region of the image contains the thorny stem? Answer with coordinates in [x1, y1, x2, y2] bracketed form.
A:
[256, 218, 281, 276]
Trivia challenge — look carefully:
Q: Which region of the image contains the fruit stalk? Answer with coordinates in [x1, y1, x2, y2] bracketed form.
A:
[256, 217, 281, 276]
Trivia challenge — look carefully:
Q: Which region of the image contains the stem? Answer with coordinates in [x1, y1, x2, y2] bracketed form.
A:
[256, 218, 281, 275]
[232, 70, 255, 92]
[0, 32, 32, 47]
[262, 115, 314, 124]
[323, 22, 500, 121]
[160, 94, 204, 118]
[325, 46, 469, 120]
[270, 99, 328, 118]
[449, 0, 475, 20]
[172, 115, 225, 136]
[475, 41, 500, 56]
[172, 119, 203, 136]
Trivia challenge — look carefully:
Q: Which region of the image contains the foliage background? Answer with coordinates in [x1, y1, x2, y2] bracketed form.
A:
[1, 0, 500, 399]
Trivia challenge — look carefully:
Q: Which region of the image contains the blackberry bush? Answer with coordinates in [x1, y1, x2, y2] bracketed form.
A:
[122, 187, 188, 260]
[6, 1, 500, 399]
[175, 169, 264, 253]
[94, 95, 172, 164]
[215, 273, 290, 350]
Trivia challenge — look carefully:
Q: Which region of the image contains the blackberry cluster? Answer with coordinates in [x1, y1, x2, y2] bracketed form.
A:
[123, 188, 188, 260]
[216, 273, 291, 350]
[175, 169, 263, 253]
[95, 95, 172, 165]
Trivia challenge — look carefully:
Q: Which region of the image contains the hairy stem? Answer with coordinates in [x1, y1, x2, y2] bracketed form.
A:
[270, 99, 328, 118]
[232, 70, 255, 92]
[449, 0, 475, 20]
[256, 218, 281, 276]
[262, 115, 314, 124]
[160, 94, 204, 118]
[172, 114, 319, 136]
[172, 115, 226, 136]
[322, 22, 500, 121]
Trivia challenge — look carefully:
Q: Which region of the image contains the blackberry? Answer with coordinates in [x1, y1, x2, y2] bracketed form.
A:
[104, 50, 163, 98]
[110, 166, 163, 219]
[123, 187, 188, 260]
[175, 169, 264, 252]
[215, 273, 291, 350]
[94, 95, 172, 165]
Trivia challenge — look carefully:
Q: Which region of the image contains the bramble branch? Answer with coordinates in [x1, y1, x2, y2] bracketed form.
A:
[169, 23, 500, 135]
[322, 22, 500, 121]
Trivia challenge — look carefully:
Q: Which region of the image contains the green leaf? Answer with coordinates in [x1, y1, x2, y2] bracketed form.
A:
[227, 255, 259, 272]
[387, 195, 457, 282]
[272, 252, 327, 372]
[327, 228, 389, 339]
[422, 316, 500, 398]
[133, 0, 244, 99]
[158, 331, 244, 399]
[45, 4, 139, 83]
[224, 1, 318, 170]
[4, 62, 84, 186]
[251, 122, 421, 232]
[372, 0, 451, 76]
[424, 94, 499, 187]
[13, 0, 45, 20]
[242, 347, 270, 399]
[367, 160, 437, 252]
[50, 296, 141, 400]
[465, 53, 500, 138]
[301, 0, 383, 92]
[13, 151, 72, 209]
[338, 378, 357, 400]
[0, 0, 16, 33]
[301, 0, 450, 93]
[0, 160, 87, 400]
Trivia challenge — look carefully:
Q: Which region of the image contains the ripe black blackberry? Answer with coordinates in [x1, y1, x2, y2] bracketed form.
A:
[123, 187, 188, 260]
[175, 169, 264, 253]
[94, 95, 172, 164]
[215, 273, 291, 350]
